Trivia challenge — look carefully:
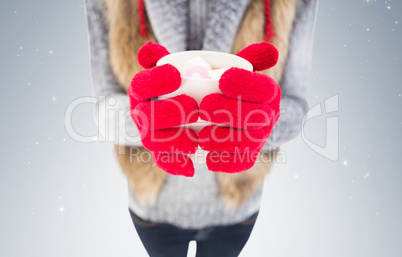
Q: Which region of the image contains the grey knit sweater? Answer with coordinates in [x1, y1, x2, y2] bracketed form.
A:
[84, 0, 318, 229]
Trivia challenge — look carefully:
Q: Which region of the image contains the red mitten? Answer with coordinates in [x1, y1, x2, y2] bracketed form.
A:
[198, 42, 281, 173]
[128, 42, 199, 177]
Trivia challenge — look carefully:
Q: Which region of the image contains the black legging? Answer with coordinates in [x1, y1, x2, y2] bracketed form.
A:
[129, 209, 259, 257]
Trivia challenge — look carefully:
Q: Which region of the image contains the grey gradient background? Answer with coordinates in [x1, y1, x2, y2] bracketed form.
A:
[1, 0, 402, 256]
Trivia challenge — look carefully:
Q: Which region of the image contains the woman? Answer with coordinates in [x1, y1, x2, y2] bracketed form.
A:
[84, 0, 318, 256]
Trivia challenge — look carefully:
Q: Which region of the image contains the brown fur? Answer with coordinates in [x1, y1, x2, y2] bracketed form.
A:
[114, 145, 165, 206]
[102, 0, 157, 89]
[232, 0, 299, 83]
[102, 0, 299, 207]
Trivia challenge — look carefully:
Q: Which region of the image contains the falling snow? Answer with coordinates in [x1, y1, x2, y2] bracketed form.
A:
[1, 0, 401, 252]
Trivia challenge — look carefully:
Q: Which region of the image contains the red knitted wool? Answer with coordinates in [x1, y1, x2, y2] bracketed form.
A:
[130, 42, 281, 175]
[132, 94, 199, 130]
[138, 0, 148, 38]
[199, 91, 280, 173]
[219, 67, 279, 103]
[141, 128, 198, 154]
[206, 151, 259, 173]
[199, 42, 281, 173]
[129, 42, 199, 177]
[264, 0, 275, 41]
[198, 125, 265, 153]
[137, 41, 170, 69]
[152, 152, 195, 177]
[199, 93, 273, 130]
[130, 64, 181, 101]
[236, 42, 279, 71]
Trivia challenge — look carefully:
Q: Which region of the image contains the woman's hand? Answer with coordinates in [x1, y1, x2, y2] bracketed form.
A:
[128, 42, 199, 177]
[198, 42, 281, 173]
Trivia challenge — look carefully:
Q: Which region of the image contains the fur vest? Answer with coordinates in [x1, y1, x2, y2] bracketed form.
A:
[102, 0, 299, 207]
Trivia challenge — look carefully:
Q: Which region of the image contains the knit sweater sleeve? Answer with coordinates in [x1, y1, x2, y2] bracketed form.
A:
[84, 0, 143, 146]
[265, 0, 318, 148]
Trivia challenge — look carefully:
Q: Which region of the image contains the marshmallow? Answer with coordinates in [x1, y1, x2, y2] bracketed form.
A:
[177, 57, 212, 75]
[208, 68, 230, 80]
[184, 65, 210, 79]
[177, 57, 231, 80]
